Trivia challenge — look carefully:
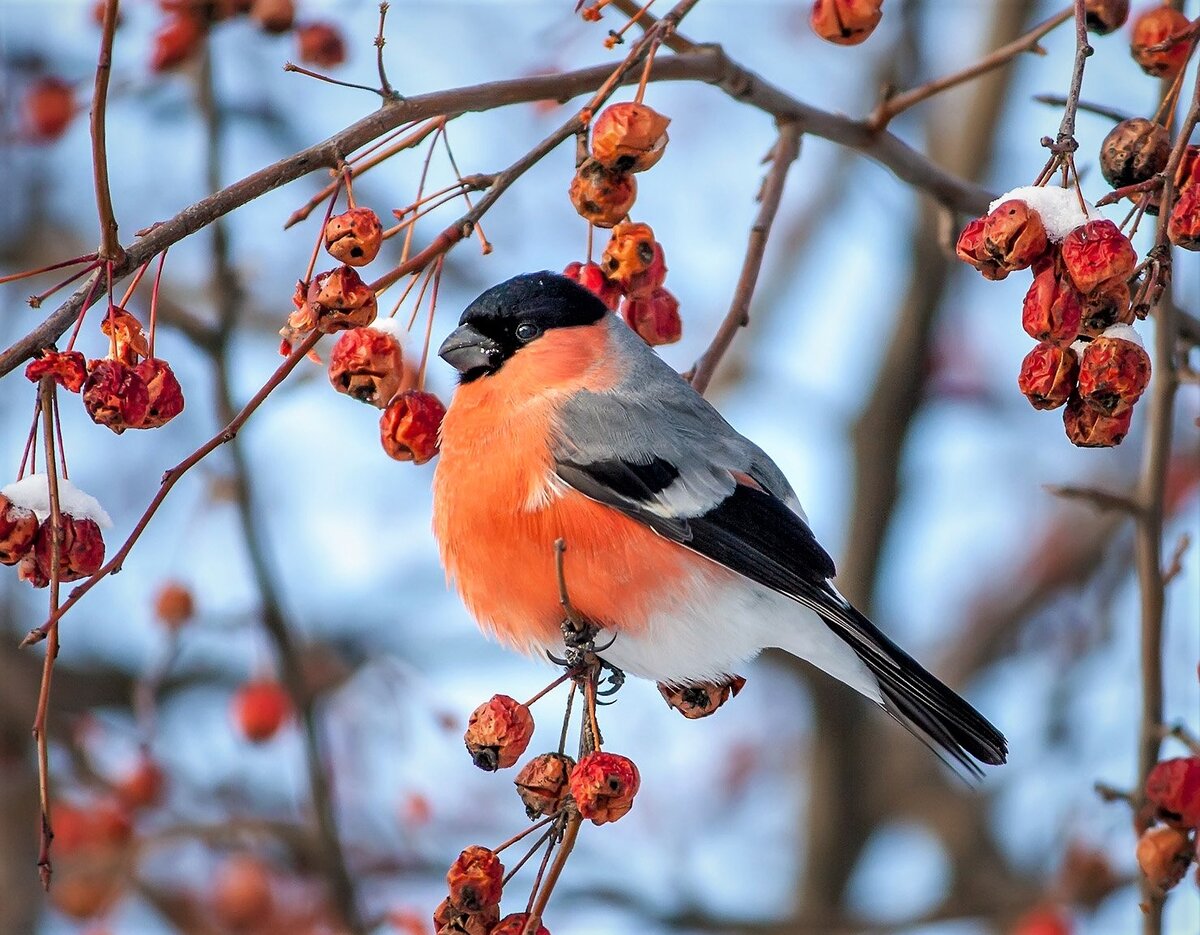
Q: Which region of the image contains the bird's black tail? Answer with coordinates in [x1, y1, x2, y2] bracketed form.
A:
[814, 594, 1008, 779]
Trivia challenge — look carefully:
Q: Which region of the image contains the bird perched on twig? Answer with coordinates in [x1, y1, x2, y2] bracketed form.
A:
[432, 272, 1007, 777]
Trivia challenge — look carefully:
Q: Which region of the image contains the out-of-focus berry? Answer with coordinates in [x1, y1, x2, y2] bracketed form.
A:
[150, 14, 204, 72]
[233, 679, 291, 743]
[1130, 6, 1191, 79]
[1144, 757, 1200, 829]
[154, 580, 194, 628]
[296, 22, 346, 68]
[115, 755, 165, 810]
[250, 0, 294, 34]
[213, 854, 274, 931]
[1135, 825, 1192, 892]
[1084, 0, 1129, 34]
[24, 77, 75, 142]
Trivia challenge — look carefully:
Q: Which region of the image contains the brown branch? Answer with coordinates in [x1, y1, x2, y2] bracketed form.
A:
[1, 48, 996, 378]
[524, 815, 581, 935]
[1032, 93, 1130, 123]
[90, 0, 122, 261]
[1048, 0, 1093, 157]
[689, 121, 801, 394]
[868, 6, 1073, 131]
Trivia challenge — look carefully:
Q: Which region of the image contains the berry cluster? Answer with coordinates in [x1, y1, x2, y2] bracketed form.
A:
[1, 476, 108, 589]
[1136, 756, 1200, 894]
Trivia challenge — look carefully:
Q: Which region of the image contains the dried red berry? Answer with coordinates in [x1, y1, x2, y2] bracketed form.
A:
[0, 496, 38, 565]
[32, 514, 105, 584]
[1018, 343, 1078, 411]
[1079, 276, 1134, 337]
[514, 752, 575, 818]
[380, 390, 446, 464]
[1022, 263, 1083, 345]
[622, 287, 681, 346]
[569, 159, 637, 228]
[325, 207, 383, 266]
[328, 326, 406, 408]
[24, 76, 75, 142]
[115, 756, 165, 810]
[623, 241, 668, 299]
[591, 102, 671, 173]
[305, 266, 378, 332]
[601, 222, 658, 286]
[296, 22, 346, 68]
[446, 846, 504, 912]
[134, 358, 185, 428]
[213, 854, 274, 931]
[1144, 757, 1200, 828]
[1062, 393, 1132, 448]
[250, 0, 294, 34]
[153, 580, 194, 628]
[1077, 329, 1151, 416]
[490, 913, 550, 935]
[1100, 118, 1170, 191]
[150, 14, 203, 72]
[1060, 220, 1136, 295]
[982, 200, 1049, 271]
[562, 261, 622, 310]
[463, 694, 534, 771]
[569, 751, 640, 825]
[83, 359, 150, 433]
[1136, 826, 1192, 892]
[100, 307, 150, 367]
[1084, 0, 1129, 34]
[1168, 183, 1200, 251]
[25, 349, 87, 392]
[433, 898, 499, 935]
[809, 0, 883, 46]
[658, 675, 747, 719]
[1130, 6, 1191, 79]
[955, 216, 1008, 280]
[233, 679, 290, 743]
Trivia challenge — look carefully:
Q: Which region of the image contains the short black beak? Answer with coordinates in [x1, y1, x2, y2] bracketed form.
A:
[438, 323, 501, 374]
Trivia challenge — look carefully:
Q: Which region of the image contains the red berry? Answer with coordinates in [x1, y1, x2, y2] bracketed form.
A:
[658, 675, 747, 719]
[83, 359, 150, 434]
[25, 349, 87, 393]
[212, 854, 274, 930]
[296, 22, 346, 68]
[1022, 263, 1082, 345]
[590, 102, 671, 173]
[115, 756, 165, 810]
[1076, 329, 1151, 416]
[622, 287, 681, 346]
[809, 0, 883, 46]
[1167, 184, 1200, 251]
[24, 77, 75, 142]
[1130, 6, 1191, 79]
[1144, 757, 1200, 829]
[379, 390, 446, 464]
[150, 14, 204, 73]
[446, 845, 504, 912]
[463, 695, 534, 771]
[569, 751, 640, 824]
[1062, 393, 1132, 448]
[955, 216, 1009, 281]
[233, 679, 290, 743]
[562, 261, 622, 311]
[31, 513, 105, 584]
[569, 159, 637, 229]
[324, 207, 384, 267]
[1060, 220, 1136, 295]
[0, 496, 38, 566]
[514, 752, 575, 818]
[601, 222, 659, 287]
[302, 266, 378, 333]
[490, 913, 550, 935]
[981, 199, 1049, 272]
[134, 358, 186, 428]
[329, 325, 407, 408]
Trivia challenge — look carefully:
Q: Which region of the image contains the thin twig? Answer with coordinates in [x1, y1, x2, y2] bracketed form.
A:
[375, 2, 398, 100]
[689, 122, 801, 394]
[1045, 0, 1093, 161]
[524, 814, 582, 935]
[90, 0, 122, 261]
[1159, 722, 1200, 756]
[1043, 483, 1143, 516]
[1032, 93, 1129, 122]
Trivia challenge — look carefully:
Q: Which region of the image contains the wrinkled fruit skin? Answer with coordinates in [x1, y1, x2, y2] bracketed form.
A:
[490, 913, 550, 935]
[1144, 757, 1200, 829]
[1083, 0, 1128, 34]
[1060, 220, 1136, 295]
[100, 306, 149, 366]
[809, 0, 883, 46]
[569, 751, 640, 825]
[380, 390, 446, 464]
[1100, 118, 1170, 190]
[25, 349, 87, 392]
[1018, 343, 1078, 411]
[83, 359, 150, 433]
[1079, 276, 1133, 337]
[622, 288, 681, 346]
[602, 222, 658, 286]
[982, 200, 1049, 271]
[658, 675, 747, 719]
[624, 241, 668, 299]
[463, 694, 534, 771]
[562, 261, 623, 310]
[329, 327, 406, 407]
[446, 845, 504, 912]
[296, 22, 346, 68]
[1136, 826, 1192, 892]
[24, 76, 75, 143]
[514, 752, 575, 818]
[233, 680, 290, 743]
[1168, 184, 1200, 251]
[1130, 7, 1191, 79]
[956, 216, 1008, 280]
[591, 102, 671, 173]
[1062, 394, 1132, 448]
[325, 207, 383, 266]
[569, 159, 637, 228]
[135, 358, 186, 428]
[304, 266, 378, 332]
[0, 498, 38, 565]
[32, 514, 105, 584]
[433, 898, 499, 935]
[1022, 263, 1082, 345]
[1077, 335, 1151, 416]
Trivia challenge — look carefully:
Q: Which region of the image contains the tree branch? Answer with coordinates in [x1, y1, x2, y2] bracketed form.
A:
[90, 0, 123, 261]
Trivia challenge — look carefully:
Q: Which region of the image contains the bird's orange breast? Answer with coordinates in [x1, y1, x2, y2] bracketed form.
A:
[432, 327, 694, 651]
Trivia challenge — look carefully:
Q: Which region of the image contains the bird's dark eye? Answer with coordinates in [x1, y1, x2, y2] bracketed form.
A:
[514, 321, 541, 342]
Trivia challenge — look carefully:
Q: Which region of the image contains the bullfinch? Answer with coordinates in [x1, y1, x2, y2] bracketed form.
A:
[432, 272, 1007, 776]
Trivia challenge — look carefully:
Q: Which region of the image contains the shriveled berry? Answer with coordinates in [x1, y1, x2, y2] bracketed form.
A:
[1144, 757, 1200, 828]
[562, 261, 622, 310]
[305, 266, 378, 332]
[328, 325, 406, 407]
[433, 898, 499, 935]
[24, 76, 75, 142]
[1063, 393, 1132, 448]
[100, 307, 150, 367]
[982, 199, 1049, 271]
[621, 287, 681, 346]
[296, 22, 346, 68]
[601, 222, 658, 286]
[623, 240, 667, 299]
[1136, 826, 1192, 892]
[1084, 0, 1129, 34]
[955, 216, 1008, 280]
[0, 496, 38, 565]
[446, 846, 504, 911]
[83, 359, 149, 433]
[1168, 183, 1200, 251]
[1060, 220, 1136, 295]
[325, 207, 383, 266]
[463, 694, 534, 771]
[490, 913, 550, 935]
[1100, 118, 1170, 191]
[1018, 343, 1078, 411]
[233, 679, 290, 743]
[32, 514, 105, 583]
[1079, 276, 1133, 337]
[134, 358, 185, 428]
[658, 675, 747, 719]
[1130, 6, 1191, 79]
[809, 0, 883, 46]
[1022, 263, 1082, 345]
[1077, 328, 1151, 416]
[514, 753, 575, 818]
[380, 390, 445, 464]
[569, 751, 640, 825]
[25, 349, 87, 392]
[591, 102, 670, 173]
[569, 159, 637, 228]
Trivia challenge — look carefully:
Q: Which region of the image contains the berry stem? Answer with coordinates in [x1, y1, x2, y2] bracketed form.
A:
[414, 256, 444, 389]
[524, 671, 573, 708]
[283, 62, 389, 98]
[494, 814, 557, 856]
[17, 397, 42, 480]
[304, 179, 345, 285]
[633, 37, 659, 103]
[148, 248, 169, 359]
[375, 2, 398, 100]
[0, 253, 97, 287]
[524, 814, 581, 934]
[441, 131, 492, 254]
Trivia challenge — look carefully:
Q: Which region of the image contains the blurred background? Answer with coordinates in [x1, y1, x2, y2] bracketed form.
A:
[1, 2, 1198, 934]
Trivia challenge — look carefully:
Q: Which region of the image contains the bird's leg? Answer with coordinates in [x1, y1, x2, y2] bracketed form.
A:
[554, 538, 600, 668]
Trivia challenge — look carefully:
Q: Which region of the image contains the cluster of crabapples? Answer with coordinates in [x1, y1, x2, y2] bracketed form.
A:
[22, 1, 346, 144]
[1136, 755, 1200, 896]
[565, 101, 682, 346]
[280, 203, 448, 464]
